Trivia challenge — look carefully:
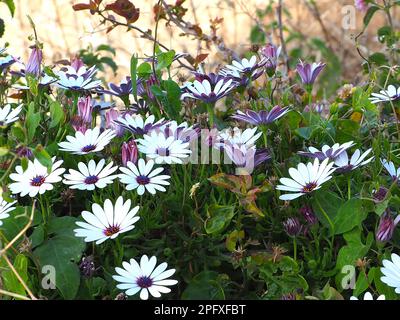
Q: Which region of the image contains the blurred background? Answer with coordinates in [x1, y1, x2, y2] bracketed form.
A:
[0, 0, 395, 82]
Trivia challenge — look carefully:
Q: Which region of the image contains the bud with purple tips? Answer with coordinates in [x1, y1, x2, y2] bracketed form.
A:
[121, 140, 138, 166]
[26, 46, 42, 77]
[106, 108, 125, 137]
[260, 43, 281, 77]
[283, 217, 303, 237]
[376, 211, 400, 242]
[77, 96, 93, 124]
[373, 187, 388, 203]
[16, 146, 34, 159]
[300, 206, 318, 225]
[79, 256, 96, 278]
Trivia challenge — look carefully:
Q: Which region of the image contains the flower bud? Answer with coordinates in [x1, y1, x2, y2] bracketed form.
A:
[26, 46, 42, 77]
[376, 212, 400, 242]
[300, 206, 318, 225]
[283, 217, 303, 237]
[121, 140, 138, 166]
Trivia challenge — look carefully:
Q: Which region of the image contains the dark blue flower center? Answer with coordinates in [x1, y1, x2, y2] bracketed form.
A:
[136, 175, 150, 185]
[31, 175, 46, 186]
[302, 182, 317, 193]
[81, 144, 96, 153]
[103, 225, 120, 237]
[136, 276, 153, 289]
[84, 175, 99, 185]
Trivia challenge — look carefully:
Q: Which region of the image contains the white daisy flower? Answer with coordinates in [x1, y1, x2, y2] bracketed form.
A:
[58, 128, 116, 155]
[370, 85, 400, 104]
[63, 159, 119, 190]
[298, 141, 355, 160]
[350, 292, 385, 300]
[381, 159, 400, 180]
[0, 197, 17, 226]
[181, 79, 235, 103]
[276, 158, 336, 201]
[119, 159, 170, 195]
[74, 196, 140, 244]
[137, 131, 191, 164]
[113, 255, 178, 300]
[334, 148, 373, 173]
[223, 56, 259, 74]
[9, 157, 65, 197]
[0, 104, 23, 126]
[216, 127, 262, 149]
[381, 253, 400, 294]
[55, 66, 102, 91]
[114, 114, 164, 135]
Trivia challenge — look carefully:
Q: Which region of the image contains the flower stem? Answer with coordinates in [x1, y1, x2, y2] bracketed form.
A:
[347, 177, 351, 200]
[207, 103, 215, 128]
[293, 237, 297, 261]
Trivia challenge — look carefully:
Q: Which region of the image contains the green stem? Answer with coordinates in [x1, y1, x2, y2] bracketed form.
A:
[207, 103, 215, 128]
[347, 177, 351, 200]
[315, 196, 335, 243]
[293, 237, 297, 261]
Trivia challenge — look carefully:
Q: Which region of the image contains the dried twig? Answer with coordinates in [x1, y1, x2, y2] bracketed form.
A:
[0, 201, 36, 256]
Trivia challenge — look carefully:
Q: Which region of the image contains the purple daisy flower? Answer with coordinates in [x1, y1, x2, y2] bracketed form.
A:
[231, 105, 290, 125]
[296, 60, 326, 86]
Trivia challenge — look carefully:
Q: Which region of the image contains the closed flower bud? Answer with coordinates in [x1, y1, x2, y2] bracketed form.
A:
[373, 187, 388, 203]
[300, 206, 318, 225]
[77, 96, 93, 124]
[283, 217, 302, 237]
[79, 256, 96, 278]
[26, 46, 42, 77]
[121, 140, 138, 166]
[106, 108, 125, 137]
[376, 211, 400, 242]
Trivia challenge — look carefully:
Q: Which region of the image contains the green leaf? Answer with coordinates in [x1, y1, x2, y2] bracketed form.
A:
[11, 123, 25, 141]
[137, 62, 152, 77]
[368, 52, 388, 66]
[99, 56, 118, 74]
[226, 230, 245, 252]
[96, 44, 116, 55]
[333, 199, 366, 235]
[26, 102, 40, 143]
[0, 18, 4, 38]
[156, 50, 175, 71]
[49, 101, 64, 128]
[250, 25, 265, 44]
[259, 256, 308, 299]
[1, 254, 29, 298]
[335, 228, 373, 288]
[353, 267, 375, 297]
[182, 271, 226, 300]
[33, 145, 52, 170]
[33, 216, 86, 299]
[363, 6, 380, 27]
[312, 192, 344, 229]
[205, 204, 235, 234]
[26, 74, 39, 96]
[295, 126, 313, 140]
[130, 54, 138, 102]
[30, 224, 45, 248]
[163, 79, 182, 120]
[1, 0, 15, 17]
[0, 146, 9, 156]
